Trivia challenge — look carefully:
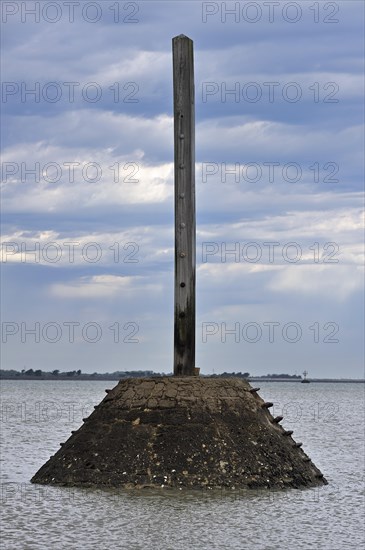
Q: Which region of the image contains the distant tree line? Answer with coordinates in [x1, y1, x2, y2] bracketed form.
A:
[210, 372, 250, 378]
[0, 369, 301, 380]
[0, 369, 159, 380]
[209, 373, 300, 379]
[259, 373, 301, 379]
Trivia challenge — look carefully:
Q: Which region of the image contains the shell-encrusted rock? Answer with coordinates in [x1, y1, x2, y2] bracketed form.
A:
[31, 377, 327, 490]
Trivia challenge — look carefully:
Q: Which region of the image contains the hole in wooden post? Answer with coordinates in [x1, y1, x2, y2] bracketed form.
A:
[180, 282, 185, 287]
[179, 312, 185, 318]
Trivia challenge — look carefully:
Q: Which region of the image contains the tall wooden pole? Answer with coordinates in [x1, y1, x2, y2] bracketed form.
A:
[173, 35, 196, 376]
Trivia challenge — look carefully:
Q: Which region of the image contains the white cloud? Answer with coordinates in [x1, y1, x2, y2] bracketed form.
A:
[268, 264, 364, 301]
[50, 274, 162, 299]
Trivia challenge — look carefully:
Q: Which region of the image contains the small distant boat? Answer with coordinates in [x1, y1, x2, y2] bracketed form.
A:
[301, 370, 310, 384]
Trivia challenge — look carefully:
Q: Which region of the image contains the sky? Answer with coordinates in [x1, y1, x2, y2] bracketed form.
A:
[1, 0, 364, 377]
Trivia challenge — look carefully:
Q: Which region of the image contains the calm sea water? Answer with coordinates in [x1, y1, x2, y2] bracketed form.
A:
[1, 380, 364, 550]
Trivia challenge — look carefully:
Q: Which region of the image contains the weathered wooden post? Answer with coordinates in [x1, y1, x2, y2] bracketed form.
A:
[173, 35, 196, 376]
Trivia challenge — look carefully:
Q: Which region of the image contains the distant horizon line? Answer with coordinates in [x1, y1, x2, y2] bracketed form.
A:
[0, 368, 364, 382]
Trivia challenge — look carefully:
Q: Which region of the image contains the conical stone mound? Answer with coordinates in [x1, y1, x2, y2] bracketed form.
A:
[31, 377, 327, 489]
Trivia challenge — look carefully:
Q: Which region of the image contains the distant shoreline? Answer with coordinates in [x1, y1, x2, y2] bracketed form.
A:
[248, 378, 364, 383]
[0, 374, 363, 383]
